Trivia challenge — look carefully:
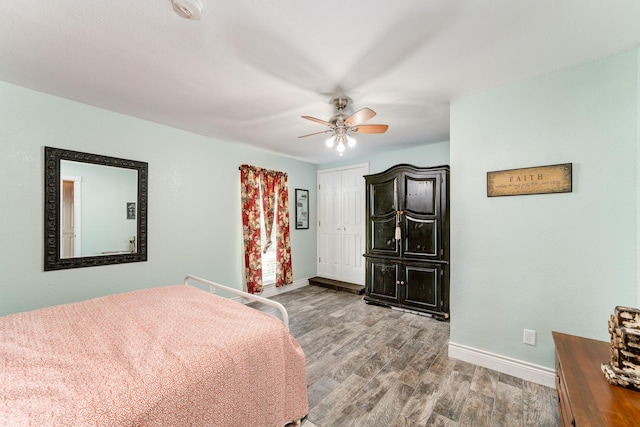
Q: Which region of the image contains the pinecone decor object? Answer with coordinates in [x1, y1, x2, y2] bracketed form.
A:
[601, 306, 640, 392]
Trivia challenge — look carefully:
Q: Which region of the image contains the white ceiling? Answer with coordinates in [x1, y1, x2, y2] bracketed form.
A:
[1, 1, 640, 164]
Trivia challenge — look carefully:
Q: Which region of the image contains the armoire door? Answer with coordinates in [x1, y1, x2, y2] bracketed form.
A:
[366, 172, 400, 258]
[401, 170, 445, 261]
[317, 164, 368, 285]
[366, 257, 400, 305]
[402, 261, 443, 313]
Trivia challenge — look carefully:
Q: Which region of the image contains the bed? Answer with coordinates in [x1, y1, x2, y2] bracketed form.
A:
[0, 275, 308, 426]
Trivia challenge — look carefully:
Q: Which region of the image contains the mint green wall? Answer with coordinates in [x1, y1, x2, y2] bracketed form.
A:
[450, 49, 639, 369]
[0, 81, 317, 317]
[319, 141, 450, 173]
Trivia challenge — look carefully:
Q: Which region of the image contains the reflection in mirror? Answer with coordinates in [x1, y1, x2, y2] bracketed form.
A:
[44, 147, 148, 271]
[60, 161, 138, 258]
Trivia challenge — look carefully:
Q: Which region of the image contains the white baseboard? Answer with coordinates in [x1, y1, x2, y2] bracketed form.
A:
[448, 342, 556, 389]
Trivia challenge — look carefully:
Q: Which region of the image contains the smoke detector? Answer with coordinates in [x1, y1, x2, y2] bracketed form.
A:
[172, 0, 203, 20]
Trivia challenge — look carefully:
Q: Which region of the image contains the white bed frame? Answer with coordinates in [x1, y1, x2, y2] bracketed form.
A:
[183, 275, 290, 330]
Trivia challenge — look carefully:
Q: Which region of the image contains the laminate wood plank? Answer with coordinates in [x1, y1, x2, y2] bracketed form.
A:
[470, 366, 499, 398]
[498, 371, 524, 388]
[333, 366, 416, 427]
[425, 412, 463, 426]
[326, 301, 368, 319]
[307, 375, 340, 409]
[302, 325, 364, 357]
[393, 347, 440, 388]
[391, 415, 422, 427]
[457, 391, 494, 427]
[423, 327, 451, 354]
[523, 381, 560, 427]
[307, 373, 369, 426]
[304, 290, 349, 308]
[352, 382, 415, 427]
[327, 344, 377, 383]
[412, 325, 438, 343]
[386, 338, 426, 373]
[336, 304, 379, 323]
[490, 381, 524, 427]
[400, 371, 445, 424]
[332, 332, 375, 357]
[353, 345, 399, 380]
[387, 325, 421, 349]
[367, 324, 417, 350]
[453, 359, 478, 378]
[433, 370, 474, 421]
[429, 345, 458, 377]
[304, 346, 342, 386]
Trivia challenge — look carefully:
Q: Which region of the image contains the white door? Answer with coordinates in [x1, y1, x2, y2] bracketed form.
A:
[61, 180, 75, 258]
[317, 170, 341, 278]
[317, 164, 368, 285]
[61, 176, 82, 258]
[340, 167, 366, 283]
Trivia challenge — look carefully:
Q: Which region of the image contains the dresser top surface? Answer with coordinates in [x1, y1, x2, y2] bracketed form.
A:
[553, 331, 640, 425]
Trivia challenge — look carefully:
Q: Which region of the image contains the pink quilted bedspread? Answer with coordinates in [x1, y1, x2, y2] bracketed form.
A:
[0, 285, 308, 426]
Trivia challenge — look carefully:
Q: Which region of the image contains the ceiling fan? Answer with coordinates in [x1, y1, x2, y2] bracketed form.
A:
[299, 97, 389, 155]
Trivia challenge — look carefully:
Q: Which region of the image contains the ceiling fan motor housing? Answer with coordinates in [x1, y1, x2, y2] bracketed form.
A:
[331, 96, 350, 111]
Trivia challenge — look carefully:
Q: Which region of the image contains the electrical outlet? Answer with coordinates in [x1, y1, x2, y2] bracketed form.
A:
[523, 329, 536, 346]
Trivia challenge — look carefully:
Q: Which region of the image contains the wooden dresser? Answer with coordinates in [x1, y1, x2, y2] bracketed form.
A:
[553, 331, 640, 426]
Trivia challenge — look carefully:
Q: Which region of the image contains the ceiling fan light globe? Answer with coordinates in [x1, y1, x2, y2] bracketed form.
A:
[336, 142, 346, 153]
[347, 135, 356, 147]
[325, 137, 335, 148]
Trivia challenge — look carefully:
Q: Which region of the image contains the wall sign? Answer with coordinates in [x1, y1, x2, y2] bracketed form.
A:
[127, 202, 136, 220]
[295, 189, 309, 229]
[487, 163, 572, 197]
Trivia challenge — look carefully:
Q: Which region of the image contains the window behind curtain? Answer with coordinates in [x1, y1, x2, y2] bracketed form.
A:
[259, 186, 276, 285]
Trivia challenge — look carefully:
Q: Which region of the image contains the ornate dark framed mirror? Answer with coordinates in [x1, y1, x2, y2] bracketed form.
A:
[44, 147, 148, 270]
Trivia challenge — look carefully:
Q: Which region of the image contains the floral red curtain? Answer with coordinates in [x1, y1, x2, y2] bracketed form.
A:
[239, 164, 293, 293]
[239, 166, 263, 293]
[275, 173, 293, 286]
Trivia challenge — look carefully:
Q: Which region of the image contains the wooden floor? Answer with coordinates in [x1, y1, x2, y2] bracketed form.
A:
[251, 285, 560, 427]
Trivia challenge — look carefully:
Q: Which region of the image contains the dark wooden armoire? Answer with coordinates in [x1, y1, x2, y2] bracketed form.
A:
[363, 164, 450, 320]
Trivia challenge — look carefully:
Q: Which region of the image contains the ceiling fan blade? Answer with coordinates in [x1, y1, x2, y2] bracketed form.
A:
[345, 107, 376, 126]
[352, 124, 389, 134]
[298, 130, 332, 138]
[301, 116, 333, 127]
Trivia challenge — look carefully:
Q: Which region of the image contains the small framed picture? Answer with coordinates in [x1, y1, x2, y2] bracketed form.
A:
[127, 202, 136, 220]
[295, 189, 309, 229]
